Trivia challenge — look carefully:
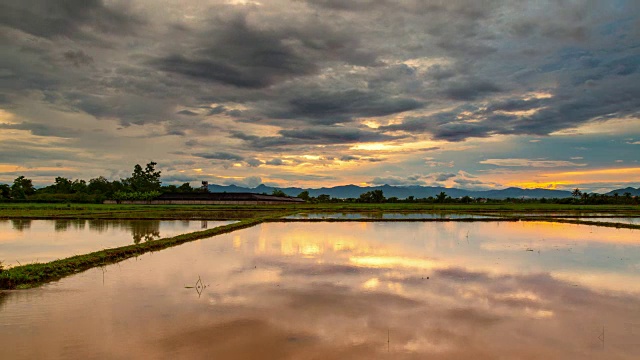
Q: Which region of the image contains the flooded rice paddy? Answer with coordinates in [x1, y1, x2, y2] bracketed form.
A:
[0, 219, 235, 267]
[568, 217, 640, 225]
[285, 212, 494, 219]
[1, 221, 640, 359]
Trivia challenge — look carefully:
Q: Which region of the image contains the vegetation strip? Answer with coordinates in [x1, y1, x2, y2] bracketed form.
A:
[0, 217, 273, 290]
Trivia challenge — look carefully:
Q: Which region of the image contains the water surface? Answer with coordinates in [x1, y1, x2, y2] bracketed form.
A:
[1, 221, 639, 359]
[569, 217, 640, 225]
[0, 219, 234, 267]
[285, 212, 493, 219]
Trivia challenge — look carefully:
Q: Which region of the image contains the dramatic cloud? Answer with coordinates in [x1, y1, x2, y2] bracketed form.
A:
[0, 0, 140, 40]
[0, 122, 81, 138]
[62, 50, 94, 67]
[232, 126, 402, 150]
[193, 152, 244, 161]
[0, 0, 638, 190]
[265, 158, 285, 166]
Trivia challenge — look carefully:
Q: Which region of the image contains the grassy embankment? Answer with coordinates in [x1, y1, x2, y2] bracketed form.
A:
[2, 202, 639, 219]
[1, 202, 638, 290]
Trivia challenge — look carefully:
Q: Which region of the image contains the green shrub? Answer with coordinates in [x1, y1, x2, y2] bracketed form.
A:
[112, 191, 161, 201]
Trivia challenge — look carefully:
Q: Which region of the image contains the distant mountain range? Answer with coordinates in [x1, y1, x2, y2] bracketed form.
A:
[206, 183, 593, 199]
[605, 187, 640, 196]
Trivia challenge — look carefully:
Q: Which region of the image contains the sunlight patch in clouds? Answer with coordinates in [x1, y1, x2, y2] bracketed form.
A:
[480, 159, 587, 168]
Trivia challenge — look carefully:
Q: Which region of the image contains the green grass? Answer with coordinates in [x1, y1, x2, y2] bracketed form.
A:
[1, 202, 639, 219]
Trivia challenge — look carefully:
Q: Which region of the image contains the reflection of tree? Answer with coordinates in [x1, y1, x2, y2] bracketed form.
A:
[88, 220, 109, 233]
[11, 219, 32, 231]
[130, 221, 161, 244]
[72, 219, 86, 230]
[54, 219, 87, 232]
[54, 219, 71, 232]
[0, 291, 7, 311]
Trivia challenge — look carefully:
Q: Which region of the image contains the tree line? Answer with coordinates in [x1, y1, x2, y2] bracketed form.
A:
[1, 162, 637, 205]
[293, 189, 638, 205]
[0, 162, 203, 203]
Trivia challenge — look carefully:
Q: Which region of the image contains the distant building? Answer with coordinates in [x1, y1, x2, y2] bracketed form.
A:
[105, 192, 304, 205]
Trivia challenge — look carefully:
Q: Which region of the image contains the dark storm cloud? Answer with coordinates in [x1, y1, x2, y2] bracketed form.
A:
[207, 105, 227, 116]
[165, 129, 186, 136]
[0, 122, 81, 138]
[381, 110, 497, 142]
[482, 97, 545, 113]
[383, 52, 640, 142]
[265, 158, 285, 166]
[232, 126, 402, 150]
[150, 15, 320, 89]
[245, 158, 264, 167]
[442, 79, 502, 101]
[340, 155, 359, 162]
[265, 89, 423, 124]
[0, 0, 140, 40]
[304, 0, 501, 19]
[193, 152, 244, 161]
[176, 109, 199, 116]
[66, 92, 174, 125]
[0, 144, 82, 163]
[435, 173, 456, 182]
[62, 50, 94, 67]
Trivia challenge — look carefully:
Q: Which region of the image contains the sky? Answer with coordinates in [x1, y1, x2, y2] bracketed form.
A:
[0, 0, 639, 192]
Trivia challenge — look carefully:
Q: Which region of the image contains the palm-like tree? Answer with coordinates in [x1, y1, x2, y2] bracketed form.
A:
[571, 188, 581, 198]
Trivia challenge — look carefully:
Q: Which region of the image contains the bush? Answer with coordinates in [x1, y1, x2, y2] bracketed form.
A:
[112, 191, 161, 201]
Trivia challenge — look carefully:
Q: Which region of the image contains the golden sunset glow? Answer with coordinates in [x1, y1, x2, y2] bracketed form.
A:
[504, 167, 640, 189]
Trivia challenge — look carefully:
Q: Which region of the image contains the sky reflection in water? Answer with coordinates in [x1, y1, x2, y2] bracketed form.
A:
[1, 221, 640, 359]
[0, 219, 234, 267]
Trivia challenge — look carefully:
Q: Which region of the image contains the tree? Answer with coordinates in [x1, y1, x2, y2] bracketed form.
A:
[123, 161, 162, 192]
[371, 190, 385, 203]
[178, 182, 193, 193]
[436, 191, 447, 203]
[53, 177, 73, 193]
[88, 176, 113, 195]
[71, 179, 87, 193]
[358, 190, 386, 203]
[11, 176, 35, 199]
[297, 190, 310, 201]
[0, 184, 10, 199]
[571, 188, 581, 198]
[271, 189, 286, 197]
